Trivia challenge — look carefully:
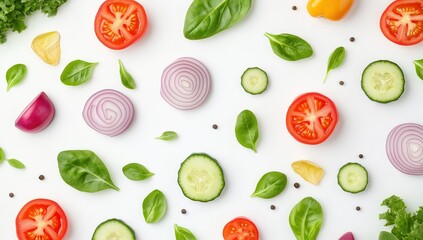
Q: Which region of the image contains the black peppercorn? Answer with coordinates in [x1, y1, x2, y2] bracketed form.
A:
[359, 154, 364, 159]
[270, 205, 276, 210]
[212, 124, 218, 129]
[339, 81, 345, 86]
[9, 192, 14, 198]
[356, 206, 361, 211]
[292, 6, 297, 10]
[294, 182, 300, 189]
[181, 209, 187, 214]
[349, 37, 355, 42]
[38, 175, 45, 180]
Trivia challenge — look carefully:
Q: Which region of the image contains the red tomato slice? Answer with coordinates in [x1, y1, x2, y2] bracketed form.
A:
[95, 0, 148, 50]
[223, 217, 259, 240]
[286, 92, 338, 145]
[16, 199, 68, 240]
[380, 0, 423, 46]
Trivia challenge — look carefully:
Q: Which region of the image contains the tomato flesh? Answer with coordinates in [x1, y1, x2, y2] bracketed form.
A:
[16, 199, 68, 240]
[95, 0, 148, 50]
[286, 92, 338, 145]
[223, 217, 259, 240]
[380, 0, 423, 46]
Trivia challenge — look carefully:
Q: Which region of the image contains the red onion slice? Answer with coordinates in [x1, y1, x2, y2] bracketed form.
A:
[386, 123, 423, 175]
[83, 89, 134, 137]
[160, 57, 211, 110]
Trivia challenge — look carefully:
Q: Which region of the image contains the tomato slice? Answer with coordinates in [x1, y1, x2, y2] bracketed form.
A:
[286, 92, 338, 145]
[16, 199, 68, 240]
[223, 217, 259, 240]
[94, 0, 148, 50]
[380, 0, 423, 46]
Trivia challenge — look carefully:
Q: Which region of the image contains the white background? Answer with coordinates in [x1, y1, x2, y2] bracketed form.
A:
[1, 0, 423, 239]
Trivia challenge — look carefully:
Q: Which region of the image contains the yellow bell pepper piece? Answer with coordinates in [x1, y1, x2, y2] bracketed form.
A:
[31, 31, 61, 66]
[307, 0, 354, 21]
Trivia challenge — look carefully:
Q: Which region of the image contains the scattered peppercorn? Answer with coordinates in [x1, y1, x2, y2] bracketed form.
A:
[349, 37, 355, 42]
[9, 192, 14, 198]
[212, 124, 218, 129]
[359, 154, 364, 159]
[181, 209, 187, 214]
[294, 182, 300, 189]
[38, 175, 45, 180]
[292, 5, 297, 10]
[339, 80, 345, 86]
[270, 205, 276, 210]
[356, 206, 361, 211]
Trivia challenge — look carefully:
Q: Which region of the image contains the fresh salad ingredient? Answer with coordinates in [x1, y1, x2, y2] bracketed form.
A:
[60, 60, 98, 86]
[251, 171, 287, 199]
[118, 59, 136, 89]
[413, 59, 423, 80]
[379, 231, 399, 240]
[0, 0, 67, 44]
[15, 92, 55, 133]
[361, 60, 405, 103]
[178, 153, 225, 202]
[122, 163, 154, 181]
[339, 232, 355, 240]
[386, 123, 423, 175]
[183, 0, 252, 40]
[161, 57, 211, 110]
[222, 217, 259, 240]
[264, 33, 313, 61]
[0, 148, 25, 169]
[142, 189, 167, 223]
[174, 224, 197, 240]
[92, 218, 135, 240]
[6, 63, 27, 91]
[241, 67, 269, 95]
[235, 109, 259, 152]
[380, 0, 423, 46]
[16, 198, 68, 240]
[156, 131, 178, 141]
[83, 89, 135, 137]
[307, 0, 354, 21]
[324, 46, 345, 83]
[95, 0, 148, 50]
[31, 31, 60, 65]
[337, 162, 368, 193]
[57, 150, 119, 192]
[380, 195, 423, 239]
[289, 197, 323, 240]
[291, 160, 324, 185]
[286, 92, 338, 145]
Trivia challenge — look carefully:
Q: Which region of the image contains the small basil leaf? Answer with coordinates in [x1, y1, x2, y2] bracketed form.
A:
[118, 59, 136, 89]
[6, 63, 27, 91]
[0, 147, 5, 163]
[289, 197, 323, 240]
[235, 109, 259, 152]
[251, 171, 287, 199]
[60, 60, 98, 86]
[142, 189, 167, 223]
[7, 159, 25, 169]
[379, 231, 399, 240]
[156, 131, 178, 141]
[57, 150, 119, 192]
[324, 46, 345, 83]
[122, 163, 154, 181]
[174, 224, 197, 240]
[264, 33, 313, 61]
[413, 59, 423, 80]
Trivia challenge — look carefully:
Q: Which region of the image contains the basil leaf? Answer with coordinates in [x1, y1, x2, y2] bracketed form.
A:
[324, 46, 345, 83]
[413, 59, 423, 80]
[0, 147, 5, 164]
[156, 131, 178, 141]
[174, 224, 197, 240]
[118, 59, 136, 89]
[60, 60, 98, 86]
[7, 159, 25, 169]
[379, 231, 399, 240]
[235, 109, 259, 152]
[264, 33, 313, 61]
[6, 63, 27, 91]
[251, 171, 287, 199]
[57, 150, 119, 192]
[289, 197, 323, 240]
[142, 189, 167, 223]
[183, 0, 252, 40]
[122, 163, 154, 181]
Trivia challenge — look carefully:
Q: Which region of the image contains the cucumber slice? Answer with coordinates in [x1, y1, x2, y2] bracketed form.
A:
[241, 67, 268, 95]
[337, 162, 368, 193]
[178, 153, 225, 202]
[92, 218, 135, 240]
[361, 60, 404, 103]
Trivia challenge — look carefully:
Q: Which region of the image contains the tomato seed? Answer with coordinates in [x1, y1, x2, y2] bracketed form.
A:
[181, 209, 187, 214]
[9, 192, 14, 198]
[294, 182, 300, 189]
[38, 175, 45, 180]
[270, 205, 276, 210]
[212, 124, 218, 129]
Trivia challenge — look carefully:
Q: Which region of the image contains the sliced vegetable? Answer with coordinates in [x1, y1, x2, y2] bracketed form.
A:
[292, 160, 324, 185]
[183, 0, 252, 40]
[264, 33, 313, 61]
[307, 0, 355, 21]
[16, 198, 68, 240]
[361, 60, 404, 103]
[95, 0, 148, 50]
[156, 131, 178, 141]
[15, 92, 55, 133]
[7, 159, 25, 169]
[142, 189, 167, 223]
[92, 218, 135, 240]
[386, 123, 423, 175]
[413, 59, 423, 80]
[174, 224, 197, 240]
[241, 67, 268, 95]
[289, 197, 323, 240]
[251, 171, 287, 199]
[223, 217, 259, 240]
[339, 232, 355, 240]
[324, 46, 345, 83]
[118, 59, 136, 89]
[83, 89, 135, 137]
[337, 162, 368, 193]
[31, 31, 61, 65]
[161, 57, 211, 110]
[60, 60, 98, 86]
[178, 153, 225, 202]
[235, 109, 259, 152]
[122, 163, 154, 181]
[6, 64, 27, 91]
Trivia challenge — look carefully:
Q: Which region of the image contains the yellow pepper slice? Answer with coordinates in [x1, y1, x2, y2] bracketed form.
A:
[31, 31, 61, 66]
[307, 0, 354, 21]
[292, 160, 325, 185]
